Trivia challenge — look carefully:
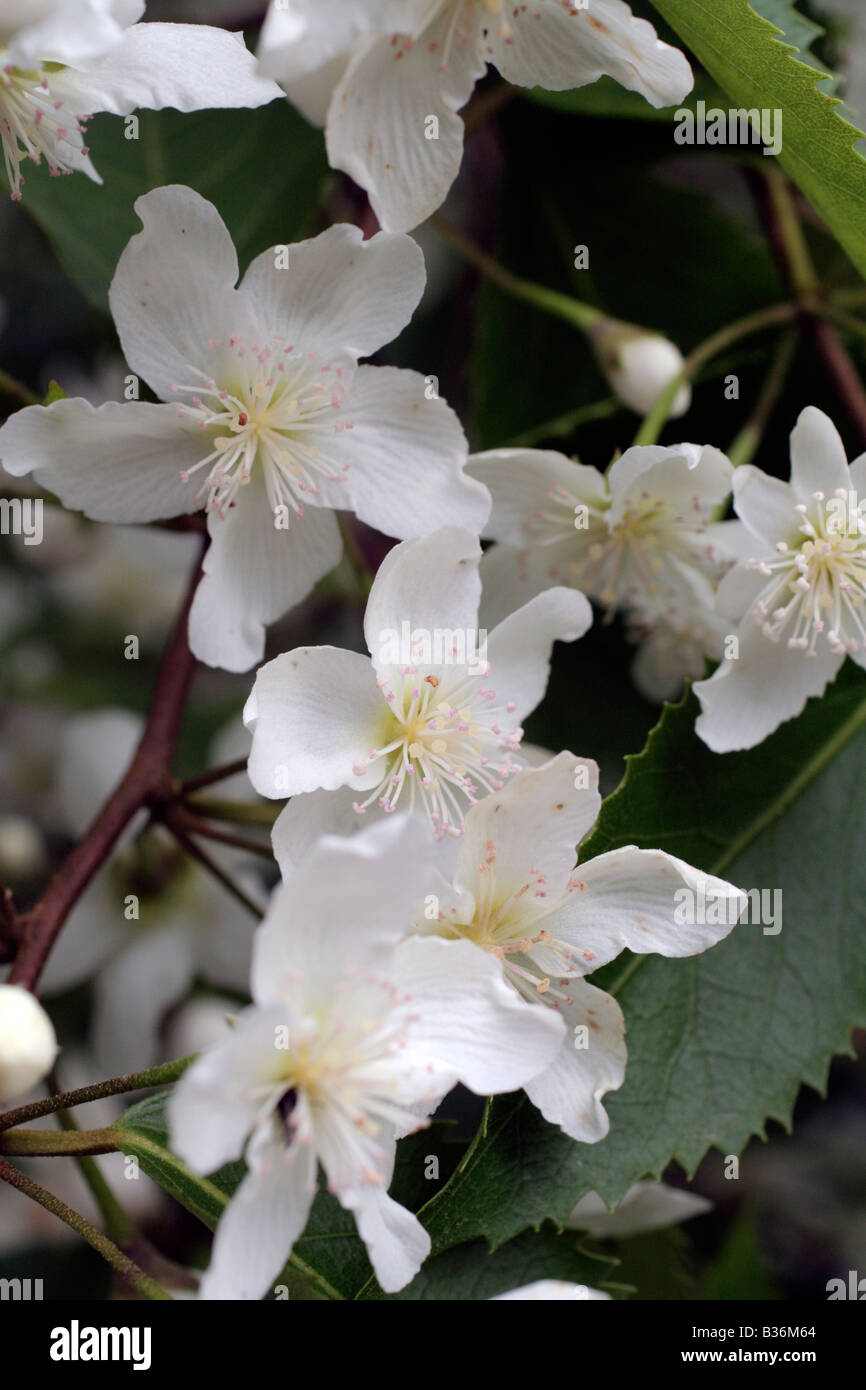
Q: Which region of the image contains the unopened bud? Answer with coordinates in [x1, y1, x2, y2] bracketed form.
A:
[0, 985, 57, 1102]
[592, 320, 691, 418]
[0, 815, 46, 882]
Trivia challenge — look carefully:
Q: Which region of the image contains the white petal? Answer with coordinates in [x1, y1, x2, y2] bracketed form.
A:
[187, 480, 343, 673]
[568, 1181, 711, 1238]
[492, 1280, 611, 1301]
[270, 785, 370, 878]
[258, 0, 417, 84]
[61, 25, 283, 118]
[338, 1183, 430, 1294]
[5, 0, 132, 67]
[486, 586, 592, 722]
[109, 185, 251, 403]
[312, 367, 489, 538]
[363, 527, 483, 681]
[389, 936, 566, 1101]
[326, 18, 486, 232]
[789, 406, 851, 501]
[239, 224, 425, 364]
[0, 399, 202, 522]
[245, 646, 389, 798]
[454, 753, 600, 909]
[548, 847, 746, 974]
[524, 979, 626, 1142]
[251, 815, 433, 1007]
[695, 619, 843, 752]
[608, 443, 732, 527]
[714, 561, 767, 622]
[92, 927, 195, 1075]
[168, 1003, 287, 1174]
[486, 0, 693, 108]
[468, 448, 607, 545]
[478, 540, 579, 632]
[732, 466, 797, 548]
[200, 1132, 316, 1300]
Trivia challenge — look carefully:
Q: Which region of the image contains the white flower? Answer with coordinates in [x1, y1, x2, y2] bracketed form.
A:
[0, 186, 489, 671]
[568, 1181, 712, 1238]
[412, 752, 745, 1141]
[258, 0, 694, 233]
[0, 1, 282, 199]
[471, 442, 736, 623]
[36, 709, 261, 1074]
[0, 984, 57, 1101]
[695, 406, 866, 751]
[168, 815, 565, 1299]
[491, 1280, 611, 1300]
[244, 525, 591, 864]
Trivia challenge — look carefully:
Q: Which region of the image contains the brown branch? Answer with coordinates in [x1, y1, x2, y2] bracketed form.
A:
[8, 538, 207, 991]
[166, 807, 273, 861]
[177, 756, 248, 797]
[160, 808, 264, 919]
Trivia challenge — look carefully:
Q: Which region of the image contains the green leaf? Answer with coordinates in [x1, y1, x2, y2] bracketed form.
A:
[361, 1228, 617, 1301]
[649, 0, 866, 280]
[414, 662, 866, 1251]
[116, 1091, 462, 1300]
[13, 103, 329, 312]
[116, 1090, 239, 1232]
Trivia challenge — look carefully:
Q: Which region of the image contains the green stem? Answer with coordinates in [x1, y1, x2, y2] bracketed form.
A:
[49, 1078, 135, 1246]
[0, 1156, 171, 1300]
[0, 1056, 194, 1133]
[632, 300, 799, 447]
[431, 214, 602, 332]
[817, 302, 866, 349]
[0, 1126, 118, 1156]
[727, 328, 799, 469]
[761, 167, 819, 296]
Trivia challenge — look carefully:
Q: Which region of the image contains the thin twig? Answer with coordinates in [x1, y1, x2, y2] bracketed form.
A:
[0, 1056, 193, 1134]
[0, 1157, 171, 1300]
[177, 757, 249, 797]
[0, 1126, 118, 1156]
[161, 810, 264, 919]
[169, 809, 273, 861]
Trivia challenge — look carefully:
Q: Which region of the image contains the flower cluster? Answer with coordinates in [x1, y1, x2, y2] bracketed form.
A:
[1, 0, 841, 1305]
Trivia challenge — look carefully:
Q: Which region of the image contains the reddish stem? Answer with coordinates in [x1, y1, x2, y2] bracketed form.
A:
[8, 540, 206, 991]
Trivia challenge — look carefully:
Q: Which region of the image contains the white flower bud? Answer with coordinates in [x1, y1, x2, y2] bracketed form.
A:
[0, 815, 46, 881]
[0, 985, 57, 1102]
[592, 318, 691, 418]
[610, 335, 691, 417]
